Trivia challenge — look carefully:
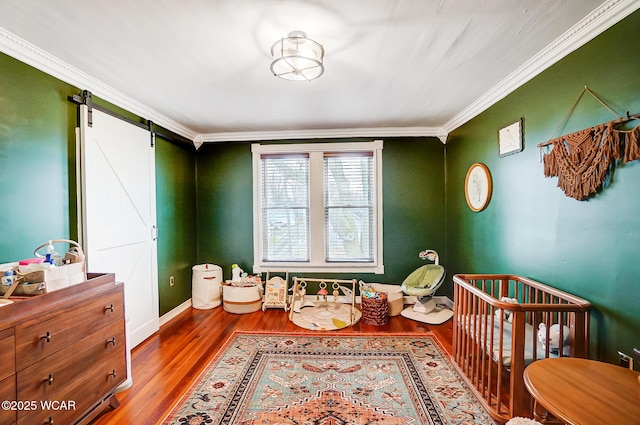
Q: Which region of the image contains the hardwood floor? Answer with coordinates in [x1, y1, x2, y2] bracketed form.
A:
[91, 304, 454, 425]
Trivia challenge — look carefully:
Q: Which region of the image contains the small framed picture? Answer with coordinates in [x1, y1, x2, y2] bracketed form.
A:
[464, 163, 492, 212]
[498, 119, 523, 157]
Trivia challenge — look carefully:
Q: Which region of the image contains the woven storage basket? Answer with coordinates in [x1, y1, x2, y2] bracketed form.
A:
[222, 283, 263, 314]
[361, 293, 389, 326]
[368, 283, 404, 316]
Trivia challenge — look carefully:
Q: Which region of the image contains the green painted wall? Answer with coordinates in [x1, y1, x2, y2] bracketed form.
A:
[445, 10, 640, 363]
[195, 142, 253, 279]
[0, 53, 77, 260]
[0, 52, 198, 317]
[195, 138, 446, 285]
[156, 136, 197, 315]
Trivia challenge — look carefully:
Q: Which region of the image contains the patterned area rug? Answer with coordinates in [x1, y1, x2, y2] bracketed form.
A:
[161, 332, 493, 425]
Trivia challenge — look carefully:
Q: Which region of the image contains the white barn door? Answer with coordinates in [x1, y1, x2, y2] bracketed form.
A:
[78, 105, 159, 348]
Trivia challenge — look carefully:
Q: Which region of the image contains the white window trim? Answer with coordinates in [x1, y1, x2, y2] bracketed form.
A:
[252, 140, 384, 274]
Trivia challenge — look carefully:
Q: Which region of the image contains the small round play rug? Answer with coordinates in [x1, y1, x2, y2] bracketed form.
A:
[291, 302, 361, 330]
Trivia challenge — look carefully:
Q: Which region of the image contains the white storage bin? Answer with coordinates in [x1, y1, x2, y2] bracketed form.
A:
[192, 264, 222, 309]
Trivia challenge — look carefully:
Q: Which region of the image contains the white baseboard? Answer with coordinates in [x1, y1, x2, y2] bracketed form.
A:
[159, 298, 192, 327]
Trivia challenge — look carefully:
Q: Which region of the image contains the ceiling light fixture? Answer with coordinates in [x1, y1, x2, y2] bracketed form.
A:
[270, 31, 324, 81]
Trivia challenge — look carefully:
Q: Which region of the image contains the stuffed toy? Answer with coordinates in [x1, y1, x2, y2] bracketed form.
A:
[537, 323, 571, 355]
[231, 264, 244, 282]
[494, 297, 519, 323]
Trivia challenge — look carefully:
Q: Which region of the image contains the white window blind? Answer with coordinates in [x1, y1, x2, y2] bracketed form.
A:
[324, 152, 374, 262]
[260, 154, 309, 262]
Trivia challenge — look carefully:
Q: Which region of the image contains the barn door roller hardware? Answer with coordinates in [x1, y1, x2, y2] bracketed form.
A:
[68, 90, 192, 147]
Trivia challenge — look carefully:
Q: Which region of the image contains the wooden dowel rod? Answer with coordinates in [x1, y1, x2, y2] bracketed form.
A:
[537, 111, 640, 148]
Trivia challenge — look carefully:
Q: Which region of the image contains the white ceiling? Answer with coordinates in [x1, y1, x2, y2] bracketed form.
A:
[0, 1, 637, 145]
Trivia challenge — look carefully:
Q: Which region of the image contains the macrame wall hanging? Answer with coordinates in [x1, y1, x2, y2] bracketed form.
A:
[537, 86, 640, 201]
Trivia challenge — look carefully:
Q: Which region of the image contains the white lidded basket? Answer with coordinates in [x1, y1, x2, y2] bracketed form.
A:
[192, 264, 222, 309]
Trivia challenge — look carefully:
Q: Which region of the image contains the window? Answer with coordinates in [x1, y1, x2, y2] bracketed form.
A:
[252, 141, 383, 273]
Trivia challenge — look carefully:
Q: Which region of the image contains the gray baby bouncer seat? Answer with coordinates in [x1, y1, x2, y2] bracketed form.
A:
[400, 249, 454, 324]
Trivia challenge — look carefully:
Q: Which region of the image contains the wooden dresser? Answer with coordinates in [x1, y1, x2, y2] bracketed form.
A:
[0, 273, 126, 425]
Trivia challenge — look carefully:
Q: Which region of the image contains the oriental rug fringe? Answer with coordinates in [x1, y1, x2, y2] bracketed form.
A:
[161, 332, 493, 425]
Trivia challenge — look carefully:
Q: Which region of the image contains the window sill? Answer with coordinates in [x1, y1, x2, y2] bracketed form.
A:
[253, 263, 384, 275]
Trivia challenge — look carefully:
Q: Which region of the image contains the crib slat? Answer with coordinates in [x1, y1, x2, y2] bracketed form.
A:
[510, 309, 527, 417]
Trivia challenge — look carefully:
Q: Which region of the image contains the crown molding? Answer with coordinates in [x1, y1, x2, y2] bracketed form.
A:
[0, 27, 199, 142]
[197, 126, 447, 147]
[443, 0, 638, 133]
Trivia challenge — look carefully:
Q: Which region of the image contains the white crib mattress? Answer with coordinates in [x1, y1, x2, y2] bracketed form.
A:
[459, 315, 559, 367]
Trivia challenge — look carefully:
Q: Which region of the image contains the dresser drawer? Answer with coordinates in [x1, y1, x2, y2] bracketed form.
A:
[0, 328, 15, 381]
[0, 374, 16, 425]
[15, 287, 123, 370]
[16, 319, 126, 422]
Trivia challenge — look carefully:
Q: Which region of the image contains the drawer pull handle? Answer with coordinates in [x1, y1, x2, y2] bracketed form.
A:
[104, 304, 114, 313]
[41, 331, 52, 343]
[44, 374, 54, 385]
[45, 416, 54, 425]
[107, 337, 117, 346]
[108, 369, 117, 378]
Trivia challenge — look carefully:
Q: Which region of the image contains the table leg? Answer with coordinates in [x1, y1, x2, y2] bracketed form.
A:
[533, 400, 565, 425]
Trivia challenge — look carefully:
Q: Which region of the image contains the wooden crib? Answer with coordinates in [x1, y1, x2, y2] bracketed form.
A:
[452, 274, 591, 422]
